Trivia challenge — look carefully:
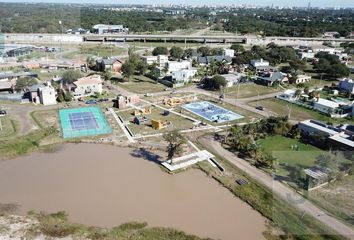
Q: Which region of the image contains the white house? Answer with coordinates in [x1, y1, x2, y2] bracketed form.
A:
[338, 78, 354, 94]
[167, 60, 192, 73]
[39, 82, 57, 105]
[142, 55, 168, 68]
[73, 75, 103, 98]
[250, 59, 269, 69]
[313, 98, 340, 115]
[220, 73, 243, 87]
[224, 49, 235, 58]
[323, 32, 339, 38]
[299, 52, 315, 60]
[295, 75, 311, 84]
[171, 68, 197, 85]
[277, 89, 299, 102]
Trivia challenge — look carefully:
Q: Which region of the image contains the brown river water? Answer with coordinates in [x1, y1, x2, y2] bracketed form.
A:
[0, 143, 267, 240]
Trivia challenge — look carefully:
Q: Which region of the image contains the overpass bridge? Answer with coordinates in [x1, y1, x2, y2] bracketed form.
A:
[2, 33, 354, 46]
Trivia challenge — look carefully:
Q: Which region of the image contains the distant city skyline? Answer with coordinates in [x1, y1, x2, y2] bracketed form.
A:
[1, 0, 354, 8]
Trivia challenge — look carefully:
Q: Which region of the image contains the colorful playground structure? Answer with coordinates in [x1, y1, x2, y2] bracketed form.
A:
[133, 108, 152, 116]
[151, 119, 172, 130]
[133, 115, 149, 125]
[163, 97, 184, 107]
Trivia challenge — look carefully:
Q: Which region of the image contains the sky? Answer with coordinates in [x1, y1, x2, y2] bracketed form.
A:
[1, 0, 354, 7]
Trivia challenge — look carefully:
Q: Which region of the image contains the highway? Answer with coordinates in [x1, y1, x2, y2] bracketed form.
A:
[4, 33, 354, 45]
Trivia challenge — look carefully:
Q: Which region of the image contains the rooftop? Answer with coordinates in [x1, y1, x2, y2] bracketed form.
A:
[314, 98, 339, 108]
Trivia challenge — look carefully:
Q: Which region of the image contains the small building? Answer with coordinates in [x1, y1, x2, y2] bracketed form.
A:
[220, 73, 243, 87]
[276, 89, 299, 102]
[0, 79, 14, 93]
[258, 71, 288, 86]
[171, 68, 197, 86]
[313, 98, 340, 115]
[224, 49, 235, 58]
[295, 75, 311, 84]
[92, 24, 128, 34]
[338, 78, 354, 94]
[72, 75, 103, 98]
[96, 58, 123, 73]
[299, 51, 315, 60]
[323, 31, 339, 38]
[250, 59, 269, 69]
[27, 82, 56, 105]
[142, 55, 168, 68]
[167, 60, 192, 73]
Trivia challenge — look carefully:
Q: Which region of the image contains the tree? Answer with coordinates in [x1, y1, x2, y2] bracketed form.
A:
[202, 75, 227, 90]
[163, 130, 186, 160]
[103, 70, 112, 81]
[230, 43, 245, 54]
[122, 62, 135, 81]
[152, 46, 168, 56]
[86, 56, 96, 70]
[135, 60, 148, 75]
[197, 46, 211, 57]
[15, 77, 37, 92]
[169, 46, 184, 60]
[61, 70, 83, 84]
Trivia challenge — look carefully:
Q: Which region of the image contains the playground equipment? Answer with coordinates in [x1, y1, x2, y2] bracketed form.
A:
[133, 108, 152, 116]
[133, 116, 148, 125]
[163, 97, 184, 107]
[151, 119, 171, 130]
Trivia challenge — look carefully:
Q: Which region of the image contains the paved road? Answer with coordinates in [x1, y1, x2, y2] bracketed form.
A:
[199, 136, 354, 239]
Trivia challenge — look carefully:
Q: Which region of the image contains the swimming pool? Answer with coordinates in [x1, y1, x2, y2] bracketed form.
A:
[182, 101, 244, 123]
[59, 106, 112, 139]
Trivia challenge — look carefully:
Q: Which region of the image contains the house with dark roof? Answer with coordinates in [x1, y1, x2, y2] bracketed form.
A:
[197, 55, 232, 66]
[257, 71, 288, 86]
[96, 58, 123, 73]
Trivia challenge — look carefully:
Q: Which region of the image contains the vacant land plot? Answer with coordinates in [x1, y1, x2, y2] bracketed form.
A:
[0, 116, 17, 138]
[64, 44, 126, 59]
[226, 84, 279, 99]
[249, 98, 354, 124]
[118, 75, 166, 94]
[308, 175, 354, 229]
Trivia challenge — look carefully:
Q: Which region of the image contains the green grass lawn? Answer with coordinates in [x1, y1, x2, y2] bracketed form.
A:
[258, 135, 323, 175]
[0, 116, 18, 139]
[64, 44, 126, 59]
[258, 135, 350, 187]
[118, 75, 166, 94]
[226, 83, 279, 99]
[249, 98, 354, 124]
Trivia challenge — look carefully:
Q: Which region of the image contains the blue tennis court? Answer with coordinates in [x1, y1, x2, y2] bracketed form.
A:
[182, 101, 244, 123]
[59, 107, 112, 139]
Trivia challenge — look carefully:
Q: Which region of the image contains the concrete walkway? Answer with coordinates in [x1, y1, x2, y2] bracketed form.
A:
[108, 108, 135, 143]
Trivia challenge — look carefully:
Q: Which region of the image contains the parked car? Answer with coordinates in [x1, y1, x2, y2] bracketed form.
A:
[236, 179, 248, 186]
[255, 106, 265, 111]
[85, 99, 97, 105]
[164, 88, 172, 91]
[0, 110, 7, 116]
[144, 93, 153, 97]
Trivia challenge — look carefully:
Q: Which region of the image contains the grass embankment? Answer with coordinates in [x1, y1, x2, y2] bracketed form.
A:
[196, 136, 344, 240]
[0, 116, 18, 139]
[26, 211, 209, 240]
[0, 128, 58, 160]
